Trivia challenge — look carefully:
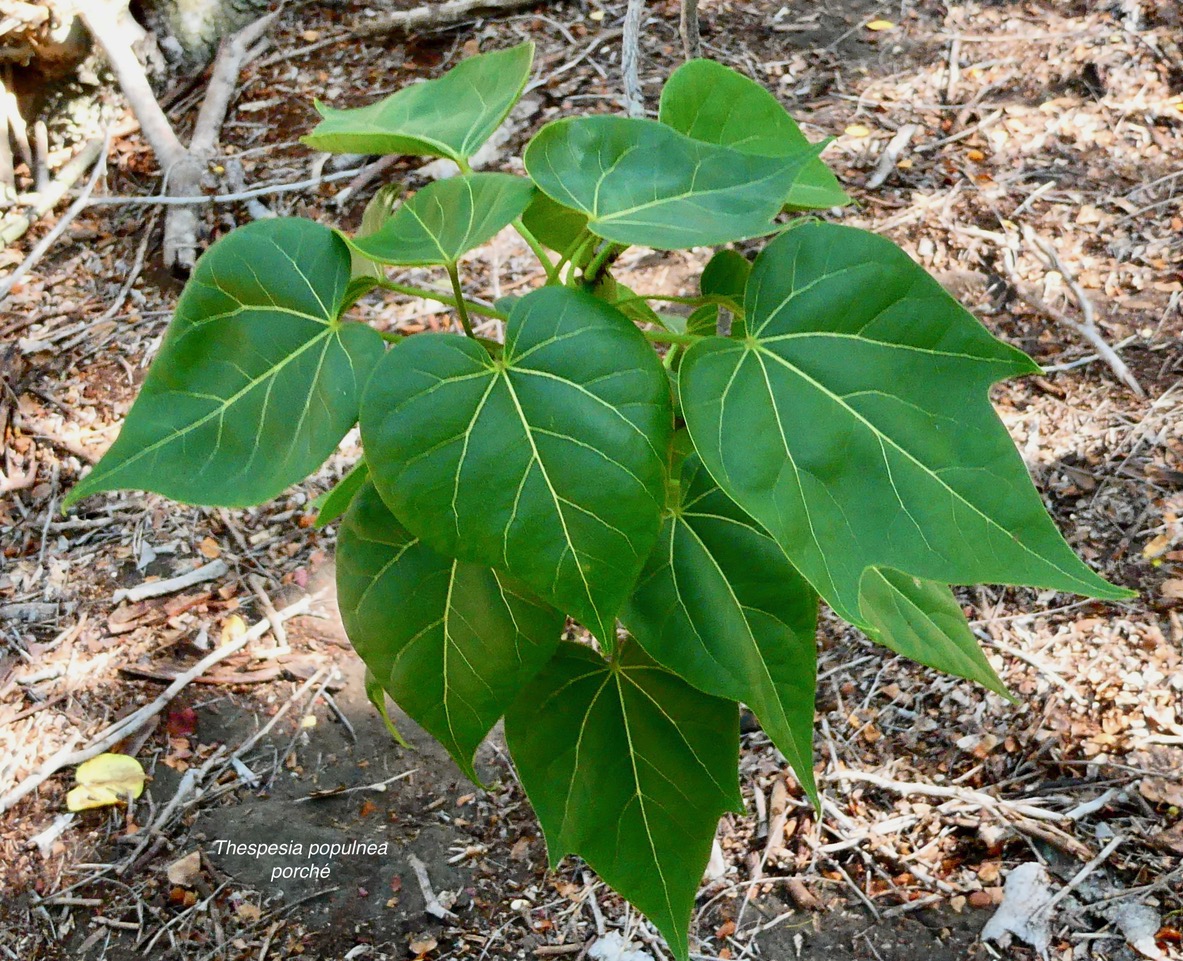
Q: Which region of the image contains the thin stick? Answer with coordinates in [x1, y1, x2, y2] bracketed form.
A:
[112, 559, 229, 605]
[830, 769, 1068, 822]
[1002, 228, 1144, 397]
[1039, 835, 1124, 915]
[0, 597, 310, 814]
[0, 132, 109, 303]
[87, 167, 363, 206]
[407, 853, 458, 920]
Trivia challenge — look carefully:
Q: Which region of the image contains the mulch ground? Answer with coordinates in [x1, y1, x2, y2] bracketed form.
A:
[2, 1, 1182, 959]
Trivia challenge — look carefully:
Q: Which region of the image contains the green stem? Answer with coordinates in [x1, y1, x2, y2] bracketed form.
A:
[446, 262, 476, 339]
[377, 329, 404, 344]
[582, 242, 623, 286]
[375, 278, 506, 321]
[561, 233, 597, 285]
[513, 218, 559, 284]
[644, 329, 703, 347]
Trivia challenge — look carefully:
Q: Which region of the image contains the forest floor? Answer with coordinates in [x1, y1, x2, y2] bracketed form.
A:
[2, 1, 1182, 959]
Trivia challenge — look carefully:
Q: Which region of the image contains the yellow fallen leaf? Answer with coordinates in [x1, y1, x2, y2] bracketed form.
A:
[67, 753, 145, 812]
[844, 124, 872, 138]
[866, 19, 895, 31]
[220, 614, 246, 643]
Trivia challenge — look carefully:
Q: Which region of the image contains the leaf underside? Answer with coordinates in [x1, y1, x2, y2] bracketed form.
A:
[313, 459, 370, 528]
[65, 218, 384, 509]
[659, 57, 849, 211]
[361, 285, 672, 645]
[505, 642, 741, 961]
[523, 115, 823, 250]
[302, 42, 534, 163]
[680, 223, 1131, 648]
[337, 482, 562, 782]
[623, 454, 820, 802]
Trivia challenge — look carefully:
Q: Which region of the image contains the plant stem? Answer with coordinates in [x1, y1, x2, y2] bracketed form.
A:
[375, 278, 506, 321]
[644, 329, 703, 347]
[377, 329, 404, 344]
[561, 233, 597, 285]
[447, 262, 477, 339]
[582, 242, 622, 286]
[513, 217, 559, 284]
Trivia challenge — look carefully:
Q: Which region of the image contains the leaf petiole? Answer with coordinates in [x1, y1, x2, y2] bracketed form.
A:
[644, 329, 704, 347]
[512, 217, 559, 284]
[447, 262, 477, 339]
[374, 277, 507, 321]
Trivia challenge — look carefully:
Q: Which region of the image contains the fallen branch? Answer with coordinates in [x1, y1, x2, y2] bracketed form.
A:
[350, 0, 547, 39]
[80, 2, 281, 272]
[0, 596, 310, 814]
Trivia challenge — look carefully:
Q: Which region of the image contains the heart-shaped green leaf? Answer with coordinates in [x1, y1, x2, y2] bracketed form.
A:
[680, 222, 1131, 636]
[64, 219, 384, 510]
[361, 286, 672, 645]
[303, 42, 534, 162]
[860, 569, 1010, 697]
[524, 116, 820, 250]
[348, 173, 535, 267]
[623, 454, 819, 801]
[659, 58, 849, 211]
[337, 482, 562, 782]
[505, 642, 741, 961]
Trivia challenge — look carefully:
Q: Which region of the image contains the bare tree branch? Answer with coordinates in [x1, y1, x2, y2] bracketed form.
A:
[622, 0, 645, 117]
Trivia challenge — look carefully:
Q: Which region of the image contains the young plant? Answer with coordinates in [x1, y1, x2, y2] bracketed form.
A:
[65, 44, 1131, 959]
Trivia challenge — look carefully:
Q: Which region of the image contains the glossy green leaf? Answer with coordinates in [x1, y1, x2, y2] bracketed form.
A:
[680, 222, 1131, 638]
[361, 286, 672, 645]
[520, 191, 590, 259]
[700, 249, 750, 310]
[860, 570, 1010, 698]
[312, 460, 369, 528]
[337, 482, 562, 782]
[348, 173, 535, 267]
[505, 642, 741, 960]
[350, 183, 404, 281]
[622, 454, 819, 800]
[659, 58, 849, 211]
[302, 42, 534, 162]
[64, 219, 384, 510]
[524, 116, 820, 249]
